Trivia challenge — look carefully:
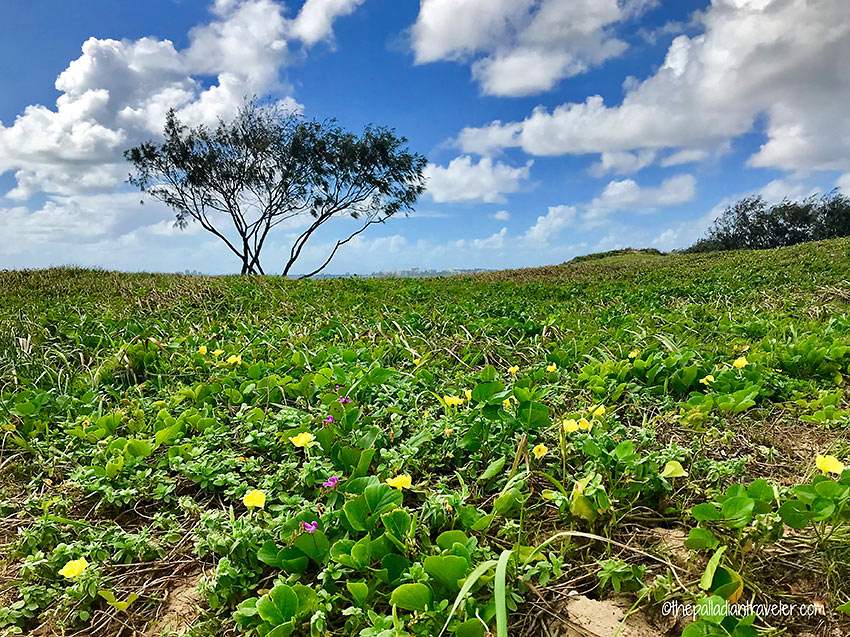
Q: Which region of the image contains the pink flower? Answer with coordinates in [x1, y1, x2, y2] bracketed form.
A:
[339, 396, 352, 404]
[301, 521, 318, 533]
[322, 476, 340, 488]
[323, 415, 334, 424]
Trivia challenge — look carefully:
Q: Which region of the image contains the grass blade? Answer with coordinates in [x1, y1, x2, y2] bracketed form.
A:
[495, 549, 513, 637]
[437, 559, 498, 637]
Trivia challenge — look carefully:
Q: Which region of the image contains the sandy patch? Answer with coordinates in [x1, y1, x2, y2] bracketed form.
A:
[143, 572, 203, 637]
[553, 595, 659, 637]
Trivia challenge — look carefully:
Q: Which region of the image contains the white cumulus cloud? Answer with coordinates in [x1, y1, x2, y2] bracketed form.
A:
[589, 150, 657, 176]
[411, 0, 634, 97]
[522, 205, 576, 244]
[583, 173, 696, 226]
[0, 0, 362, 202]
[455, 0, 850, 175]
[424, 156, 532, 203]
[290, 0, 366, 46]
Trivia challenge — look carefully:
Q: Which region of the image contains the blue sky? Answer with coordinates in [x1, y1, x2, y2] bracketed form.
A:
[1, 0, 849, 274]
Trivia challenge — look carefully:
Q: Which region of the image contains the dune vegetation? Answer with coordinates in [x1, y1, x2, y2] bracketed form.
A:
[2, 238, 850, 636]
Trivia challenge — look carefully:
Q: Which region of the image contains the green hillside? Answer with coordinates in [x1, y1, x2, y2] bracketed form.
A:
[1, 238, 850, 636]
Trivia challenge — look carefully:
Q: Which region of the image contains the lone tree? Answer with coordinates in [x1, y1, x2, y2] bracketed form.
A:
[125, 99, 427, 276]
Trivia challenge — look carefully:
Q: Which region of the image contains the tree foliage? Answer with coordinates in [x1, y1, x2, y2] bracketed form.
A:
[125, 99, 427, 276]
[686, 190, 850, 253]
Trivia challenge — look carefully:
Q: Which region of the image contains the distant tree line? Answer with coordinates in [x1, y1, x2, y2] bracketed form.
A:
[567, 248, 663, 264]
[685, 190, 850, 253]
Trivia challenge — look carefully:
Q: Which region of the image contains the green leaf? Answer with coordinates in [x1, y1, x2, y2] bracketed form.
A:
[494, 488, 522, 517]
[154, 422, 184, 446]
[436, 530, 468, 551]
[692, 503, 721, 521]
[313, 368, 333, 388]
[478, 365, 497, 382]
[684, 528, 720, 551]
[478, 456, 506, 481]
[293, 529, 329, 564]
[720, 496, 755, 528]
[381, 508, 412, 541]
[570, 477, 599, 523]
[380, 553, 409, 586]
[660, 460, 687, 478]
[291, 583, 317, 617]
[746, 478, 775, 503]
[516, 401, 549, 429]
[344, 485, 403, 531]
[105, 455, 124, 478]
[124, 439, 152, 458]
[364, 484, 404, 517]
[696, 595, 728, 624]
[455, 619, 487, 637]
[612, 441, 636, 462]
[368, 367, 398, 385]
[471, 382, 505, 403]
[350, 535, 372, 569]
[346, 581, 369, 607]
[257, 584, 298, 626]
[341, 475, 379, 494]
[330, 539, 357, 568]
[277, 547, 309, 573]
[390, 583, 432, 612]
[470, 513, 494, 531]
[700, 547, 727, 591]
[258, 541, 281, 566]
[98, 590, 116, 604]
[423, 555, 468, 591]
[710, 566, 744, 603]
[266, 622, 295, 637]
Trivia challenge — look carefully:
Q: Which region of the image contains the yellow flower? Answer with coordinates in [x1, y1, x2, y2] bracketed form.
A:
[198, 345, 208, 355]
[546, 362, 558, 372]
[591, 405, 606, 417]
[532, 444, 548, 460]
[444, 395, 464, 407]
[386, 474, 413, 490]
[289, 432, 316, 448]
[226, 354, 242, 365]
[443, 428, 453, 437]
[628, 349, 639, 359]
[58, 557, 89, 579]
[242, 489, 266, 509]
[699, 375, 715, 385]
[212, 349, 224, 357]
[508, 365, 519, 375]
[464, 389, 472, 400]
[733, 356, 748, 369]
[816, 454, 845, 475]
[413, 358, 421, 366]
[503, 396, 517, 409]
[423, 410, 430, 419]
[563, 418, 579, 433]
[578, 418, 592, 431]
